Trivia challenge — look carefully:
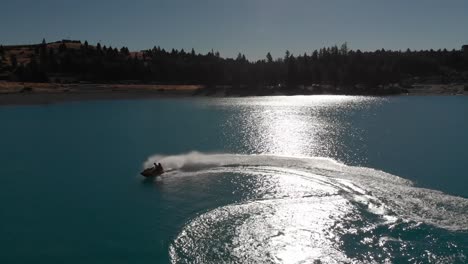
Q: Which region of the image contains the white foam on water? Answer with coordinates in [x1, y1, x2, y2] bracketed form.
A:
[144, 151, 468, 231]
[148, 152, 468, 263]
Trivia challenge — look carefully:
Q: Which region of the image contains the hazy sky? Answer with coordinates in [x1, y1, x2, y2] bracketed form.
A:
[2, 0, 467, 60]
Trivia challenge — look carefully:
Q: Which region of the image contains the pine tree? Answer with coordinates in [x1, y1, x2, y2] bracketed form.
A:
[266, 52, 273, 63]
[340, 42, 348, 55]
[96, 43, 102, 53]
[284, 50, 290, 62]
[39, 39, 48, 67]
[311, 50, 318, 61]
[120, 47, 129, 56]
[287, 55, 298, 88]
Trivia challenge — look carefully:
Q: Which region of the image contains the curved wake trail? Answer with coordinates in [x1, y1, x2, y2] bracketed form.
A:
[143, 152, 468, 263]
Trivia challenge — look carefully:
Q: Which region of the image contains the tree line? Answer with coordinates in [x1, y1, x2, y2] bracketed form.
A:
[2, 40, 468, 94]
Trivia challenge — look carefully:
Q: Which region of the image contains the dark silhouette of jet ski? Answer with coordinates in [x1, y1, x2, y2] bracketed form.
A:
[141, 163, 164, 177]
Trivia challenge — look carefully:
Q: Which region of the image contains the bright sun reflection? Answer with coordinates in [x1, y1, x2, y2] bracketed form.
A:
[256, 107, 318, 156]
[226, 95, 371, 157]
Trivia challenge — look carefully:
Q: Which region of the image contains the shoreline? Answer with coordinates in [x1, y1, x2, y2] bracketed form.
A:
[0, 90, 199, 106]
[0, 83, 202, 106]
[0, 82, 466, 106]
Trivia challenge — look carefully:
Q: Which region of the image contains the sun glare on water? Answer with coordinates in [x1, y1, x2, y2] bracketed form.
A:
[219, 95, 375, 158]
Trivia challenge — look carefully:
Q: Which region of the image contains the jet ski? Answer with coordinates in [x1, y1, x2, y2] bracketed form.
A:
[140, 163, 164, 177]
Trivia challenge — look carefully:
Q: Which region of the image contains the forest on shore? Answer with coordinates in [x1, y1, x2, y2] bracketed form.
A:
[1, 40, 467, 95]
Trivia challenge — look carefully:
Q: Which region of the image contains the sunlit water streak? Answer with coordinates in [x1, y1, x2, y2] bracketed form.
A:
[215, 95, 379, 161]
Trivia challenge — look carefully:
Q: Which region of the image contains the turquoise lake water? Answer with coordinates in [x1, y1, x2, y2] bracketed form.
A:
[0, 95, 467, 263]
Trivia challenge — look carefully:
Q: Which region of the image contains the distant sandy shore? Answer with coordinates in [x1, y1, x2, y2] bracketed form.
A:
[0, 82, 202, 106]
[0, 82, 466, 106]
[405, 84, 467, 96]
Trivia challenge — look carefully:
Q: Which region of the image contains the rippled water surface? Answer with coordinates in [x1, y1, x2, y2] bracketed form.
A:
[0, 96, 467, 263]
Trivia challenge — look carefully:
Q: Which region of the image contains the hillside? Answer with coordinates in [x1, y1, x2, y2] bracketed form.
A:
[0, 40, 135, 82]
[1, 40, 468, 95]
